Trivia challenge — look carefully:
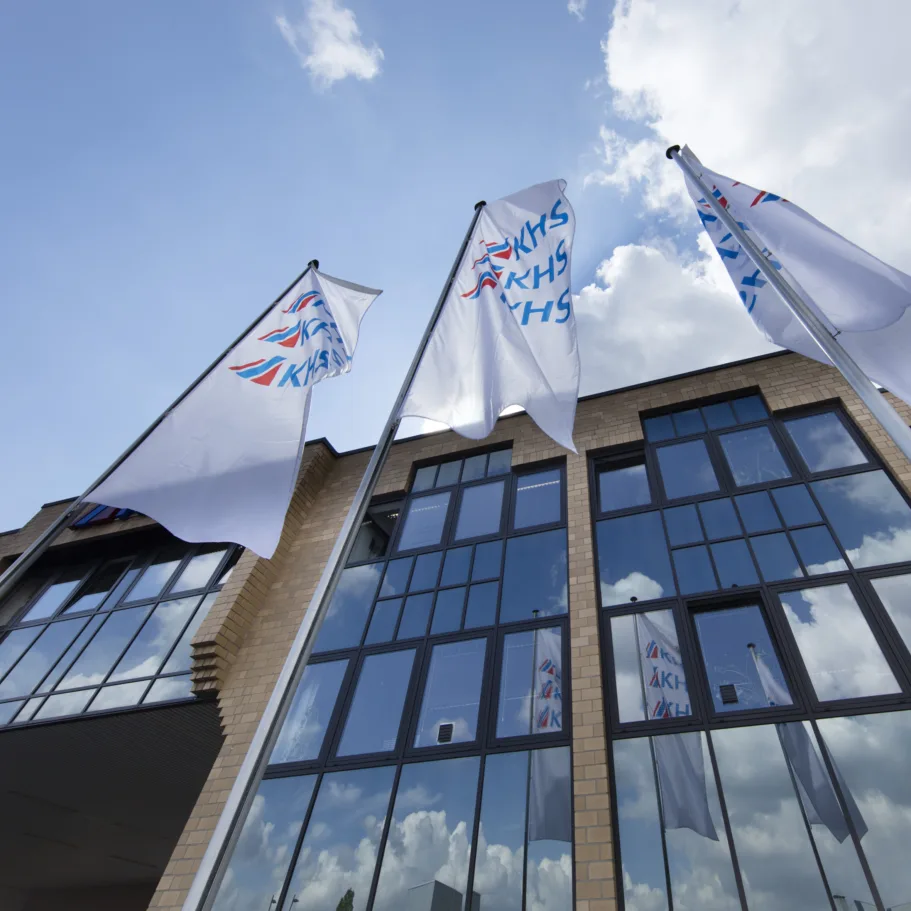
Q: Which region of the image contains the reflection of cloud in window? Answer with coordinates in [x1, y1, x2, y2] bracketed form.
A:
[602, 572, 665, 606]
[623, 870, 666, 911]
[846, 527, 911, 569]
[327, 780, 362, 805]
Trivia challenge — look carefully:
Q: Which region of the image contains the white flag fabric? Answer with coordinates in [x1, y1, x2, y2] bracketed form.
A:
[528, 746, 572, 843]
[636, 612, 691, 720]
[90, 269, 380, 559]
[680, 146, 911, 405]
[532, 628, 563, 733]
[400, 181, 580, 451]
[653, 733, 719, 841]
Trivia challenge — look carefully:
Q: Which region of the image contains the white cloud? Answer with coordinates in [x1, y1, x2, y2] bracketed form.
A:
[568, 0, 587, 20]
[276, 0, 383, 90]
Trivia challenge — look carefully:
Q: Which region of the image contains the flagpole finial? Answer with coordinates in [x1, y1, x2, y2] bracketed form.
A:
[666, 144, 681, 160]
[474, 200, 486, 210]
[308, 259, 319, 270]
[747, 642, 756, 650]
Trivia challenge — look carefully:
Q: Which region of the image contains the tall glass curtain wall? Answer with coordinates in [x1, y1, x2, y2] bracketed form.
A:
[0, 542, 237, 725]
[213, 448, 575, 911]
[596, 393, 911, 911]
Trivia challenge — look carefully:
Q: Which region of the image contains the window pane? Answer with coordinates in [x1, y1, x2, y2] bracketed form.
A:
[664, 505, 703, 546]
[34, 689, 95, 720]
[871, 574, 911, 652]
[270, 660, 347, 764]
[397, 492, 451, 551]
[611, 609, 691, 723]
[703, 401, 737, 429]
[472, 540, 502, 580]
[380, 557, 412, 597]
[780, 584, 899, 700]
[672, 408, 706, 436]
[0, 627, 42, 681]
[336, 649, 415, 756]
[791, 526, 847, 575]
[734, 491, 781, 533]
[409, 552, 442, 591]
[597, 513, 674, 607]
[695, 605, 791, 712]
[454, 480, 505, 540]
[143, 676, 193, 703]
[515, 469, 561, 528]
[785, 412, 867, 472]
[349, 501, 401, 563]
[699, 498, 741, 540]
[313, 563, 382, 653]
[364, 599, 401, 645]
[812, 471, 911, 568]
[487, 448, 513, 475]
[373, 756, 479, 911]
[431, 588, 465, 635]
[55, 607, 152, 691]
[414, 638, 486, 747]
[644, 414, 675, 442]
[412, 465, 437, 492]
[396, 593, 432, 640]
[599, 463, 651, 512]
[497, 627, 563, 737]
[170, 546, 227, 594]
[719, 426, 792, 486]
[161, 592, 217, 674]
[20, 569, 86, 622]
[464, 581, 498, 628]
[672, 546, 718, 594]
[657, 440, 720, 500]
[461, 453, 487, 482]
[435, 459, 462, 487]
[63, 560, 130, 614]
[0, 617, 89, 699]
[107, 596, 198, 682]
[210, 775, 316, 911]
[732, 394, 768, 422]
[88, 681, 148, 712]
[500, 529, 568, 622]
[0, 701, 23, 725]
[283, 767, 394, 911]
[710, 539, 759, 588]
[440, 546, 471, 586]
[750, 533, 803, 582]
[39, 614, 106, 691]
[125, 548, 185, 602]
[772, 485, 822, 526]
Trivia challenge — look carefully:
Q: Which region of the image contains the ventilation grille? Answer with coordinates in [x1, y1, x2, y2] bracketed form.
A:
[437, 723, 454, 744]
[719, 684, 739, 705]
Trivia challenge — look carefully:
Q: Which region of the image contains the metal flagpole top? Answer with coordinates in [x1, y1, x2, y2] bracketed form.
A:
[308, 259, 319, 270]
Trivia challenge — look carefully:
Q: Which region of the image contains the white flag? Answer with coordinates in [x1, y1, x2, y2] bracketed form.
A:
[528, 746, 572, 843]
[90, 269, 380, 558]
[532, 628, 563, 733]
[400, 181, 580, 451]
[653, 733, 718, 841]
[680, 147, 911, 405]
[636, 612, 691, 721]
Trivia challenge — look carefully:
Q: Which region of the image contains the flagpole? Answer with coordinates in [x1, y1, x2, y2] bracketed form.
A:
[667, 144, 911, 467]
[0, 261, 321, 604]
[523, 612, 539, 910]
[181, 201, 488, 911]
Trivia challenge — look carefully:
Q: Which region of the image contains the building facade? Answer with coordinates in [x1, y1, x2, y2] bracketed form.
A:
[2, 351, 911, 911]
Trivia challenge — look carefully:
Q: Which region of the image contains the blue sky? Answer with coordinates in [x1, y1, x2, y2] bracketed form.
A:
[3, 0, 909, 532]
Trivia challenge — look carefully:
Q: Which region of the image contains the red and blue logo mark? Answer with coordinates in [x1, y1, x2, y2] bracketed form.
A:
[283, 291, 323, 314]
[229, 356, 287, 387]
[461, 239, 514, 299]
[259, 321, 302, 348]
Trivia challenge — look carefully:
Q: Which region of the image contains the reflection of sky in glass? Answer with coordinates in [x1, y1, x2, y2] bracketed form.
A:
[750, 533, 803, 582]
[63, 560, 130, 614]
[210, 774, 315, 911]
[464, 582, 497, 628]
[709, 539, 758, 588]
[719, 426, 791, 487]
[143, 675, 193, 703]
[170, 547, 227, 594]
[735, 491, 780, 533]
[430, 588, 464, 635]
[500, 530, 567, 622]
[698, 498, 740, 540]
[397, 594, 432, 640]
[515, 470, 562, 529]
[871, 573, 911, 652]
[162, 592, 216, 674]
[780, 584, 899, 701]
[380, 558, 412, 597]
[373, 756, 479, 911]
[88, 680, 147, 712]
[0, 627, 42, 680]
[784, 412, 867, 473]
[665, 505, 702, 546]
[657, 440, 720, 499]
[313, 564, 382, 653]
[0, 617, 88, 699]
[397, 492, 451, 551]
[454, 480, 505, 540]
[791, 526, 847, 576]
[599, 463, 651, 512]
[471, 540, 502, 581]
[441, 547, 471, 586]
[598, 513, 674, 607]
[772, 485, 822, 527]
[672, 545, 717, 594]
[20, 570, 84, 622]
[284, 766, 394, 911]
[365, 599, 400, 645]
[125, 552, 183, 603]
[497, 628, 561, 738]
[410, 552, 442, 592]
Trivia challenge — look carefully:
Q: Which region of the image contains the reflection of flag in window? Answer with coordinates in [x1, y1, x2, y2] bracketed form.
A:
[532, 629, 562, 734]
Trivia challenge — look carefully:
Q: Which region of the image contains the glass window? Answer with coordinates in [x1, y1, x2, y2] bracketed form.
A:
[364, 598, 400, 645]
[0, 617, 89, 700]
[336, 649, 415, 756]
[143, 676, 193, 703]
[643, 414, 675, 442]
[350, 501, 402, 564]
[373, 756, 479, 911]
[380, 557, 412, 597]
[515, 469, 562, 528]
[734, 491, 781, 533]
[414, 638, 486, 747]
[471, 540, 502, 580]
[396, 491, 451, 551]
[710, 539, 759, 588]
[750, 533, 803, 582]
[430, 587, 465, 635]
[785, 411, 867, 473]
[20, 568, 86, 622]
[597, 513, 675, 607]
[611, 609, 690, 723]
[0, 627, 42, 681]
[412, 465, 437, 492]
[672, 545, 718, 594]
[497, 627, 563, 737]
[703, 400, 737, 429]
[772, 484, 822, 526]
[440, 546, 471, 586]
[396, 593, 432, 640]
[40, 614, 106, 691]
[780, 584, 900, 701]
[791, 525, 847, 575]
[454, 480, 505, 540]
[731, 394, 768, 422]
[461, 453, 487, 482]
[125, 548, 184, 603]
[62, 560, 130, 615]
[409, 552, 442, 591]
[464, 581, 498, 628]
[210, 775, 316, 911]
[435, 459, 462, 487]
[664, 505, 703, 546]
[694, 605, 792, 712]
[35, 689, 95, 720]
[89, 681, 147, 712]
[657, 439, 720, 500]
[270, 660, 347, 764]
[812, 470, 911, 568]
[599, 461, 651, 512]
[170, 546, 228, 594]
[871, 573, 911, 652]
[313, 563, 383, 653]
[487, 448, 513, 475]
[699, 498, 741, 540]
[673, 408, 706, 436]
[719, 426, 792, 487]
[161, 592, 216, 674]
[283, 766, 395, 911]
[500, 529, 568, 622]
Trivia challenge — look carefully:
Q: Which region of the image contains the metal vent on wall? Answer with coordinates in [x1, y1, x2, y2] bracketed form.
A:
[437, 723, 454, 744]
[719, 684, 739, 705]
